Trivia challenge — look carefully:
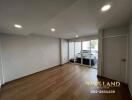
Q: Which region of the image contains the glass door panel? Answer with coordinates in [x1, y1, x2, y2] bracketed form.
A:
[82, 41, 91, 66]
[69, 42, 75, 63]
[68, 40, 98, 68]
[91, 40, 98, 68]
[75, 42, 81, 64]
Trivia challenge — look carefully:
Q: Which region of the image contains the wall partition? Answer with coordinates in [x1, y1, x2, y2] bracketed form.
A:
[69, 39, 98, 68]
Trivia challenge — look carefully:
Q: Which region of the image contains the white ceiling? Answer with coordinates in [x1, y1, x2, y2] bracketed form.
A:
[0, 0, 132, 39]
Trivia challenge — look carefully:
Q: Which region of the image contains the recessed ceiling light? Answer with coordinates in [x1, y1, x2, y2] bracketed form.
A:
[101, 4, 111, 12]
[51, 28, 56, 32]
[14, 24, 22, 28]
[75, 35, 79, 38]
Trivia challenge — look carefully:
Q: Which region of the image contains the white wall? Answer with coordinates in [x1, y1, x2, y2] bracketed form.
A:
[60, 39, 68, 64]
[98, 30, 103, 76]
[69, 35, 98, 42]
[128, 21, 132, 96]
[0, 39, 3, 86]
[0, 34, 60, 83]
[103, 26, 128, 37]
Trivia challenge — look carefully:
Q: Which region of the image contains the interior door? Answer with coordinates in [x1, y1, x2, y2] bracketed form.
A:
[103, 36, 127, 83]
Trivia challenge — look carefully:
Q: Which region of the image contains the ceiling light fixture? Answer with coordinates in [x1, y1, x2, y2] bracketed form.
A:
[75, 35, 79, 38]
[51, 28, 56, 32]
[14, 24, 22, 28]
[101, 4, 111, 12]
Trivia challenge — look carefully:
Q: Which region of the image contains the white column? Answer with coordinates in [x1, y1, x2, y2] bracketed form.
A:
[98, 29, 104, 76]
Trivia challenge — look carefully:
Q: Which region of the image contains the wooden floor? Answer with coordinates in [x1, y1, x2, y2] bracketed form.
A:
[0, 64, 131, 100]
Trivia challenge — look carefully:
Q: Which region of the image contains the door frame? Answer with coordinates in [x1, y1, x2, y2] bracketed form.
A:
[100, 33, 128, 83]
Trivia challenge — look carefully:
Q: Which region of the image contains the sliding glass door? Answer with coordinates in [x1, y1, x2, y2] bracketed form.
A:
[82, 41, 91, 66]
[75, 42, 81, 64]
[91, 40, 98, 68]
[69, 39, 98, 68]
[69, 42, 74, 63]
